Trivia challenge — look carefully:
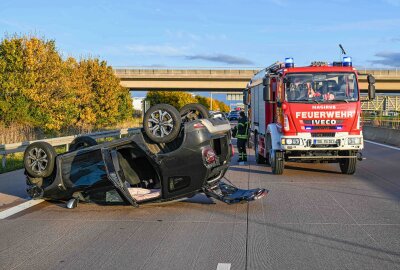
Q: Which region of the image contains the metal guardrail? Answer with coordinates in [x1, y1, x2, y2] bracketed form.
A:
[0, 128, 141, 169]
[363, 118, 400, 129]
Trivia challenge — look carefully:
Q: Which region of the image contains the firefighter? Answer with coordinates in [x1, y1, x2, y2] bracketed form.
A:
[233, 111, 249, 162]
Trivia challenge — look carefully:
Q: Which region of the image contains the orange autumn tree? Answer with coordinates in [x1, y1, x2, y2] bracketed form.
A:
[0, 35, 133, 135]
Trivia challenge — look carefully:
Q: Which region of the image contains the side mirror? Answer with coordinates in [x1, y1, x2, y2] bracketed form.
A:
[367, 74, 375, 84]
[263, 77, 271, 101]
[243, 90, 248, 105]
[263, 86, 271, 101]
[263, 77, 270, 86]
[367, 74, 376, 100]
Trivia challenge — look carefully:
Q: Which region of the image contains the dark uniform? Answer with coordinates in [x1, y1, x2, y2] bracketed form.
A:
[233, 112, 249, 162]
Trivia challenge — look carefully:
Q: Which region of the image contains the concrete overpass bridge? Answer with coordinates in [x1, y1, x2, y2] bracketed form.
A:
[114, 67, 400, 93]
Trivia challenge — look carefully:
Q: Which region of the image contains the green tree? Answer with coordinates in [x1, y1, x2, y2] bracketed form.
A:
[146, 91, 197, 109]
[0, 35, 133, 134]
[0, 36, 75, 131]
[0, 36, 32, 126]
[195, 95, 209, 109]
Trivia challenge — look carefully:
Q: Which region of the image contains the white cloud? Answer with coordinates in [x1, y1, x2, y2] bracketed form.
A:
[165, 30, 227, 42]
[186, 54, 254, 65]
[370, 51, 400, 67]
[126, 44, 189, 56]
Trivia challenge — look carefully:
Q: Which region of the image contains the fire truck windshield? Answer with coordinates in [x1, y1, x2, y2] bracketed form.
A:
[284, 73, 358, 103]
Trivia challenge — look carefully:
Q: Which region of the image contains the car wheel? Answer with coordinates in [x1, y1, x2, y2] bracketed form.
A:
[144, 104, 182, 143]
[180, 103, 210, 122]
[265, 135, 271, 165]
[69, 136, 98, 151]
[24, 142, 56, 178]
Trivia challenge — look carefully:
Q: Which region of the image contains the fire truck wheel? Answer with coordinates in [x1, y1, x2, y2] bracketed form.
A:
[254, 134, 265, 164]
[339, 151, 357, 174]
[265, 135, 272, 165]
[270, 150, 284, 175]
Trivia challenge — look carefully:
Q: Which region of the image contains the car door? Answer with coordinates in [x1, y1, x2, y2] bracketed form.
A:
[203, 180, 268, 204]
[102, 148, 138, 207]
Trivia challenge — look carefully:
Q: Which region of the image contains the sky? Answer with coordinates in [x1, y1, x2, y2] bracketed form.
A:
[1, 0, 400, 104]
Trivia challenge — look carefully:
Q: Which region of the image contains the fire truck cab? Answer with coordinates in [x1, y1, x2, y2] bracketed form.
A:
[245, 57, 376, 175]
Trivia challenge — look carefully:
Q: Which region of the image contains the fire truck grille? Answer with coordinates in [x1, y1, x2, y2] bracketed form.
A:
[303, 120, 344, 124]
[310, 126, 337, 130]
[311, 133, 336, 137]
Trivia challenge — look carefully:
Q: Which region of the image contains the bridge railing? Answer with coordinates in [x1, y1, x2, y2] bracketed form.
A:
[113, 68, 259, 77]
[361, 96, 400, 111]
[113, 66, 400, 76]
[0, 128, 141, 170]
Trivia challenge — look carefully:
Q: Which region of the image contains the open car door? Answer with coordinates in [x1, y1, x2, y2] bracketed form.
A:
[203, 181, 268, 204]
[102, 149, 138, 207]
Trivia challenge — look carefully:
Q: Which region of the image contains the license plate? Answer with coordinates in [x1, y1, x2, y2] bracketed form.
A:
[314, 139, 336, 144]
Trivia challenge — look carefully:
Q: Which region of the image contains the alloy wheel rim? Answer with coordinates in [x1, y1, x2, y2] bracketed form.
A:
[27, 147, 48, 174]
[148, 109, 174, 138]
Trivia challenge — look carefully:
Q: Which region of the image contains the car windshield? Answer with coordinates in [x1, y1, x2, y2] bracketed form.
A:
[284, 72, 358, 103]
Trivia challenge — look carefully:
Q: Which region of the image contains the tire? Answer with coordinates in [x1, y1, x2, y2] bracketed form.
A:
[24, 142, 57, 178]
[254, 133, 265, 164]
[180, 103, 210, 122]
[144, 104, 182, 143]
[69, 136, 97, 151]
[339, 150, 357, 174]
[270, 150, 284, 175]
[265, 135, 271, 165]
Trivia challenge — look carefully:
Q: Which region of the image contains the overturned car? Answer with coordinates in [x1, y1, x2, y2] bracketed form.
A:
[23, 104, 268, 208]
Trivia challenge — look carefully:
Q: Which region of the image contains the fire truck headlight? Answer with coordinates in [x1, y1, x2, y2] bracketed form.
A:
[292, 138, 300, 145]
[348, 137, 362, 145]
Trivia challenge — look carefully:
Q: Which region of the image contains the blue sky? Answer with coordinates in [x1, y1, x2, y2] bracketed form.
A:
[1, 0, 399, 105]
[1, 0, 400, 68]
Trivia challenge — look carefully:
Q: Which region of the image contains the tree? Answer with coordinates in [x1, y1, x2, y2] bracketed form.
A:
[0, 36, 32, 126]
[215, 100, 230, 112]
[0, 35, 133, 135]
[195, 95, 229, 112]
[146, 91, 197, 109]
[63, 57, 96, 132]
[79, 59, 133, 129]
[0, 35, 75, 131]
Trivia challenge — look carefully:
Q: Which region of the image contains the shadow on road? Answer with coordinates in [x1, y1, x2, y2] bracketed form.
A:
[285, 164, 342, 175]
[228, 166, 272, 175]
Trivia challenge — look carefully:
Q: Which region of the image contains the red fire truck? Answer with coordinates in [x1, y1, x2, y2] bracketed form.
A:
[244, 57, 376, 175]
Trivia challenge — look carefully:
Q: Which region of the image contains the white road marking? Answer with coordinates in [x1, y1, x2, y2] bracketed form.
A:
[365, 140, 400, 151]
[0, 199, 44, 219]
[217, 263, 231, 270]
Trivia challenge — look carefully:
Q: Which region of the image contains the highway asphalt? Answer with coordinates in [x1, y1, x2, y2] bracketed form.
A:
[0, 141, 399, 270]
